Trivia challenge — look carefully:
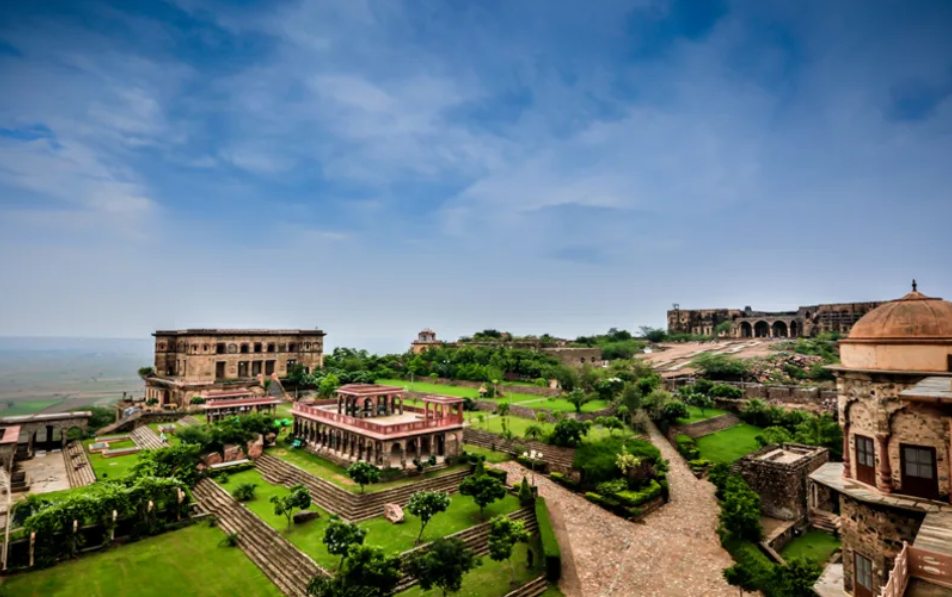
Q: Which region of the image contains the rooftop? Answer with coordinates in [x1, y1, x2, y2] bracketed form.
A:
[810, 462, 952, 513]
[204, 397, 280, 409]
[335, 384, 407, 397]
[901, 377, 952, 402]
[843, 283, 952, 343]
[914, 512, 952, 559]
[153, 328, 326, 337]
[0, 426, 20, 445]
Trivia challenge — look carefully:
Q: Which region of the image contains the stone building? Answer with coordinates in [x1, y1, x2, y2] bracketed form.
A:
[736, 443, 829, 521]
[292, 384, 464, 467]
[145, 328, 326, 407]
[807, 284, 952, 597]
[667, 302, 884, 338]
[410, 329, 442, 354]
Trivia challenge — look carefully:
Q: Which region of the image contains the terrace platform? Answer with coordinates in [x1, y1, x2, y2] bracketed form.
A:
[810, 462, 952, 514]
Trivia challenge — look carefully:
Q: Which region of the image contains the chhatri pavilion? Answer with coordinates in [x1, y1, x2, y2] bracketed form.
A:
[291, 383, 465, 467]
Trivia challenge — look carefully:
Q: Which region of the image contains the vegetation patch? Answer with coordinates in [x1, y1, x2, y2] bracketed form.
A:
[694, 425, 764, 464]
[779, 530, 840, 564]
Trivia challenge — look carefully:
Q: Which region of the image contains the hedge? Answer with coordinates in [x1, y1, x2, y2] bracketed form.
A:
[485, 468, 508, 485]
[549, 472, 580, 491]
[615, 480, 662, 508]
[535, 497, 561, 581]
[722, 538, 777, 596]
[675, 435, 700, 460]
[516, 456, 549, 473]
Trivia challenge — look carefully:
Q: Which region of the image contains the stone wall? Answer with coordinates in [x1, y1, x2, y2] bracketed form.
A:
[668, 413, 741, 440]
[734, 443, 830, 521]
[462, 428, 577, 475]
[839, 493, 923, 596]
[664, 378, 837, 414]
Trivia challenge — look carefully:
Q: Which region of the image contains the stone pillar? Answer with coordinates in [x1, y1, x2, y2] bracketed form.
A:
[877, 434, 892, 493]
[842, 425, 852, 479]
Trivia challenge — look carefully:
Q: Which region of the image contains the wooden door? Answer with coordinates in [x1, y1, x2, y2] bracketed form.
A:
[901, 444, 939, 500]
[855, 435, 876, 486]
[854, 553, 874, 597]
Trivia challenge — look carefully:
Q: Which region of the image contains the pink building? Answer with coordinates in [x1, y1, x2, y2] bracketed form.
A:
[292, 384, 465, 468]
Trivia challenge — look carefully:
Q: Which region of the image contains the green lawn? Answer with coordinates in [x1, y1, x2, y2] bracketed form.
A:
[677, 405, 730, 425]
[466, 413, 624, 443]
[463, 444, 513, 463]
[219, 469, 521, 570]
[147, 423, 182, 447]
[0, 523, 283, 597]
[84, 439, 139, 481]
[780, 530, 840, 564]
[375, 379, 542, 405]
[398, 538, 549, 597]
[106, 439, 137, 450]
[267, 441, 469, 494]
[529, 397, 610, 413]
[694, 424, 763, 464]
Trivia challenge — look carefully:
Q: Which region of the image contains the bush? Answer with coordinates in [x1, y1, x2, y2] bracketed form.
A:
[517, 478, 534, 506]
[516, 455, 548, 473]
[693, 379, 714, 395]
[615, 480, 662, 507]
[689, 459, 712, 472]
[595, 478, 627, 496]
[755, 426, 794, 447]
[548, 472, 580, 491]
[549, 418, 590, 447]
[711, 384, 743, 399]
[485, 468, 508, 485]
[676, 435, 700, 460]
[691, 353, 750, 379]
[233, 482, 257, 502]
[535, 498, 561, 581]
[718, 475, 762, 542]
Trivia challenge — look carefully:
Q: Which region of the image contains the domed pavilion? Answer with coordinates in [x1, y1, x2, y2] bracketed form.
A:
[810, 282, 952, 597]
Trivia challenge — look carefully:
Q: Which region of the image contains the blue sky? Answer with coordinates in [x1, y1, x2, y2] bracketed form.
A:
[1, 0, 951, 353]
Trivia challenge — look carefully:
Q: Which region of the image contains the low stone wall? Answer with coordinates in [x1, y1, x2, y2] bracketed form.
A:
[462, 428, 576, 475]
[668, 413, 741, 440]
[664, 378, 837, 415]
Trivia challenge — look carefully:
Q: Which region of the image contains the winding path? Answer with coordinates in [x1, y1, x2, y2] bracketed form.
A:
[494, 422, 736, 597]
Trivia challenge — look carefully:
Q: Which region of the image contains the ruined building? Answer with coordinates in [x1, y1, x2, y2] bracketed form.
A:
[807, 284, 952, 597]
[145, 329, 326, 407]
[667, 301, 884, 338]
[409, 329, 602, 367]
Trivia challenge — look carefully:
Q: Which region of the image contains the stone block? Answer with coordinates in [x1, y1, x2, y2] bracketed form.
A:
[385, 503, 404, 523]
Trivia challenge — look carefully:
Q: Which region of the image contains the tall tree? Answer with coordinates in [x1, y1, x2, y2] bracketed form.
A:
[406, 491, 452, 543]
[270, 484, 312, 532]
[458, 475, 507, 520]
[346, 462, 381, 494]
[323, 515, 367, 570]
[488, 515, 531, 584]
[404, 537, 480, 597]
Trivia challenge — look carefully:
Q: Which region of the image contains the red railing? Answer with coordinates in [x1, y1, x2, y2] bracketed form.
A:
[292, 404, 463, 436]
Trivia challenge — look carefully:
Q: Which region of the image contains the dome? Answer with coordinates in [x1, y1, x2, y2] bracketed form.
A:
[846, 284, 952, 342]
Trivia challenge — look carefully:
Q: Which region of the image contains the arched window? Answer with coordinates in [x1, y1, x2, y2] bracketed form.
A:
[288, 343, 297, 352]
[240, 343, 249, 354]
[228, 343, 238, 354]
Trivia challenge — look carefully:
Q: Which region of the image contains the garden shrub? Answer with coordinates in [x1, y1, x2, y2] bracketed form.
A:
[535, 497, 561, 581]
[615, 480, 662, 507]
[516, 455, 548, 473]
[484, 468, 508, 485]
[675, 435, 700, 460]
[548, 472, 579, 491]
[711, 384, 743, 399]
[573, 437, 662, 488]
[595, 478, 627, 496]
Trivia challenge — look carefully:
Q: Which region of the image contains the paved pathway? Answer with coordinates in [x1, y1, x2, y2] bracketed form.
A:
[495, 422, 736, 597]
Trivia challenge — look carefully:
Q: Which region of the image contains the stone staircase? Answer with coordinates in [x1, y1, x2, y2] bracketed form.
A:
[97, 411, 142, 436]
[131, 425, 166, 450]
[395, 506, 537, 592]
[255, 454, 471, 521]
[62, 440, 96, 488]
[503, 576, 548, 597]
[192, 478, 326, 597]
[809, 509, 841, 534]
[178, 415, 202, 426]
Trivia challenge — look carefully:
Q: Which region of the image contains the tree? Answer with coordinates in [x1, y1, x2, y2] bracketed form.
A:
[319, 373, 341, 398]
[794, 414, 842, 453]
[658, 400, 689, 425]
[87, 406, 116, 434]
[459, 474, 507, 519]
[271, 484, 312, 532]
[638, 326, 668, 343]
[404, 537, 480, 597]
[615, 445, 642, 485]
[517, 478, 534, 506]
[723, 563, 759, 597]
[718, 476, 762, 542]
[617, 383, 642, 423]
[691, 353, 749, 379]
[523, 424, 545, 441]
[755, 426, 794, 448]
[690, 394, 714, 417]
[771, 557, 823, 597]
[715, 321, 733, 337]
[323, 515, 367, 570]
[406, 491, 452, 543]
[549, 419, 589, 448]
[594, 416, 624, 437]
[566, 388, 590, 414]
[488, 515, 531, 584]
[309, 544, 402, 597]
[346, 462, 381, 494]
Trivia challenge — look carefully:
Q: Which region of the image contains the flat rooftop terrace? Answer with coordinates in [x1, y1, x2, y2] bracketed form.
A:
[811, 462, 952, 513]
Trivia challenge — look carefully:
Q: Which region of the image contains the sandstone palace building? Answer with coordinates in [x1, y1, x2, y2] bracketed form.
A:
[667, 301, 884, 338]
[144, 328, 325, 407]
[807, 284, 952, 597]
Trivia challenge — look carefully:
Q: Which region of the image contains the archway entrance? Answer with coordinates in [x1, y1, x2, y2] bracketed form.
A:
[771, 321, 788, 338]
[790, 321, 800, 338]
[390, 442, 404, 466]
[740, 322, 753, 338]
[754, 321, 770, 338]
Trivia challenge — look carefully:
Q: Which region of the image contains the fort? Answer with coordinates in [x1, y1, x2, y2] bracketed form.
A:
[667, 301, 884, 338]
[410, 329, 603, 367]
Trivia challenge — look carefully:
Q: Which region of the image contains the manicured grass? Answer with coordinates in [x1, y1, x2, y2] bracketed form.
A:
[677, 405, 730, 424]
[398, 537, 547, 597]
[84, 439, 139, 481]
[0, 523, 283, 597]
[529, 397, 610, 413]
[266, 442, 469, 493]
[375, 379, 542, 405]
[463, 444, 513, 463]
[218, 469, 521, 570]
[694, 424, 763, 464]
[106, 439, 137, 450]
[466, 413, 624, 443]
[780, 530, 840, 564]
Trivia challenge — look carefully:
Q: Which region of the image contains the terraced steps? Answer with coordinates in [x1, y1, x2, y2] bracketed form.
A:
[178, 415, 202, 426]
[809, 509, 841, 534]
[63, 440, 96, 488]
[131, 425, 166, 450]
[192, 478, 326, 597]
[504, 576, 548, 597]
[395, 506, 537, 593]
[256, 454, 471, 521]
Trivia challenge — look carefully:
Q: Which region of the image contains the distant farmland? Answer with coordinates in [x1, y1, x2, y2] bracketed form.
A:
[0, 337, 150, 415]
